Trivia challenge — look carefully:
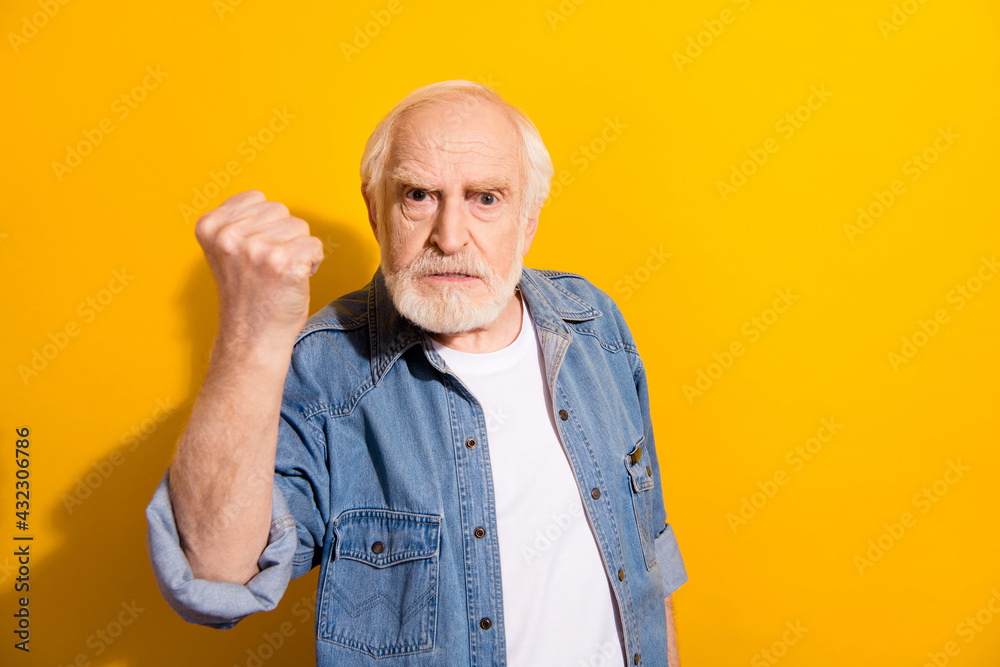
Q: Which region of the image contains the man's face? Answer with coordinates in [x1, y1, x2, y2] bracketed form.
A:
[367, 97, 538, 334]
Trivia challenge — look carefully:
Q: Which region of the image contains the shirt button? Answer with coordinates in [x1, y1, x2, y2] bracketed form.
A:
[591, 487, 601, 499]
[474, 527, 486, 538]
[371, 541, 385, 554]
[480, 617, 492, 630]
[633, 653, 640, 665]
[465, 437, 476, 449]
[646, 466, 652, 477]
[559, 409, 569, 421]
[618, 569, 625, 581]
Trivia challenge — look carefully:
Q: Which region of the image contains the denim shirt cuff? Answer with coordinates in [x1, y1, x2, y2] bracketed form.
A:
[655, 522, 688, 596]
[145, 469, 297, 628]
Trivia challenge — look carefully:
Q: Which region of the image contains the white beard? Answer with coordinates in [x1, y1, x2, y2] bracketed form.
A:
[380, 235, 525, 335]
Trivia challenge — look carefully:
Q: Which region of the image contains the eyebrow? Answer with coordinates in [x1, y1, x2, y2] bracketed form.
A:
[390, 167, 512, 193]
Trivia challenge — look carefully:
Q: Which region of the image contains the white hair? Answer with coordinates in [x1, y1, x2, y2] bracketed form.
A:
[359, 79, 554, 224]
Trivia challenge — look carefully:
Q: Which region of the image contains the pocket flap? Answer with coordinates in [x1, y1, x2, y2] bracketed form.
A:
[334, 509, 442, 568]
[624, 436, 654, 492]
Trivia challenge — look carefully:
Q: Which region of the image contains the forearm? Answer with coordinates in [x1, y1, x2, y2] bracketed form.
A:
[169, 334, 294, 584]
[665, 595, 679, 667]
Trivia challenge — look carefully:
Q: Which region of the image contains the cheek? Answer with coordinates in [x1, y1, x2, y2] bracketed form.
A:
[384, 214, 426, 268]
[388, 207, 420, 243]
[483, 232, 523, 272]
[472, 203, 505, 224]
[399, 198, 434, 224]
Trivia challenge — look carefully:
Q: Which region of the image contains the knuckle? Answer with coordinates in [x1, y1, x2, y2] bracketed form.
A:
[194, 212, 218, 240]
[244, 234, 270, 262]
[194, 223, 209, 246]
[264, 247, 290, 273]
[308, 236, 325, 257]
[214, 225, 242, 255]
[288, 217, 310, 237]
[238, 189, 266, 205]
[263, 201, 290, 219]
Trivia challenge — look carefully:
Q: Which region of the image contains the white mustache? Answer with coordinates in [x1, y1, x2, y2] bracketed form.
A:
[406, 250, 495, 283]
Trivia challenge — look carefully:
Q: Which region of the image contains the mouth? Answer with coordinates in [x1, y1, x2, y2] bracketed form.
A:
[432, 272, 472, 277]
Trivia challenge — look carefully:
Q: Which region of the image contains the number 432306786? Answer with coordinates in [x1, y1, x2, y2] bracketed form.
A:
[15, 427, 30, 529]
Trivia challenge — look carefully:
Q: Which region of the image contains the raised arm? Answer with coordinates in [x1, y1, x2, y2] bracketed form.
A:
[168, 189, 324, 584]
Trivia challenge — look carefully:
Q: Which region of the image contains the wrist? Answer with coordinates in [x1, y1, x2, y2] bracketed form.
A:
[210, 326, 299, 371]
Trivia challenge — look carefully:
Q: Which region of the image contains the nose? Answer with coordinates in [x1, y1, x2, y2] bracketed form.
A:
[428, 195, 470, 255]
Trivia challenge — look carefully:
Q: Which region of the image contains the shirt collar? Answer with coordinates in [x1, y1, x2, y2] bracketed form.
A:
[368, 266, 603, 386]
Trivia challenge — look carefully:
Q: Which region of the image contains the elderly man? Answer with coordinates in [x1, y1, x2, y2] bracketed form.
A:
[146, 80, 687, 666]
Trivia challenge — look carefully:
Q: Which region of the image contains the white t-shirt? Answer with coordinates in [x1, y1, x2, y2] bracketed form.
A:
[431, 294, 626, 667]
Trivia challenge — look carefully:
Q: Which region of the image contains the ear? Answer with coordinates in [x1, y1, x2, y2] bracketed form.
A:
[361, 183, 378, 240]
[521, 206, 541, 258]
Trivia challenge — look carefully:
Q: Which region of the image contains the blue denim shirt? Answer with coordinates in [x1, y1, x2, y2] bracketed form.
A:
[146, 266, 687, 666]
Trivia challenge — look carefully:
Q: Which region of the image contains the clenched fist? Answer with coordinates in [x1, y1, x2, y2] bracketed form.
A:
[195, 190, 325, 350]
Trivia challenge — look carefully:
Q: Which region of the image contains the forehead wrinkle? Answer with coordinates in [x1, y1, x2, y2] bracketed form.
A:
[396, 136, 514, 164]
[388, 104, 523, 195]
[392, 110, 519, 161]
[390, 166, 513, 194]
[389, 142, 513, 185]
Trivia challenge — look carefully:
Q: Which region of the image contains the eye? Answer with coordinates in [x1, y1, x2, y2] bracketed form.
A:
[406, 189, 429, 202]
[477, 192, 498, 206]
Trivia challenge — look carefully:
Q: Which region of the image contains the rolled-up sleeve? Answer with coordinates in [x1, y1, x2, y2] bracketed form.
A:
[609, 294, 689, 599]
[144, 469, 298, 629]
[655, 521, 688, 596]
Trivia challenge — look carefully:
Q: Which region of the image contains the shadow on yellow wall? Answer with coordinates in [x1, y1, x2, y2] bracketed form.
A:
[3, 215, 375, 666]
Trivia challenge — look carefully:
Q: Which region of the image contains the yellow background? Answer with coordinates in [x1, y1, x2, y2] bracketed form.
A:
[2, 0, 998, 665]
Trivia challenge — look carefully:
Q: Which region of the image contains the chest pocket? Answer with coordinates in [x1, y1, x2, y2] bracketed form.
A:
[624, 436, 658, 570]
[319, 509, 442, 657]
